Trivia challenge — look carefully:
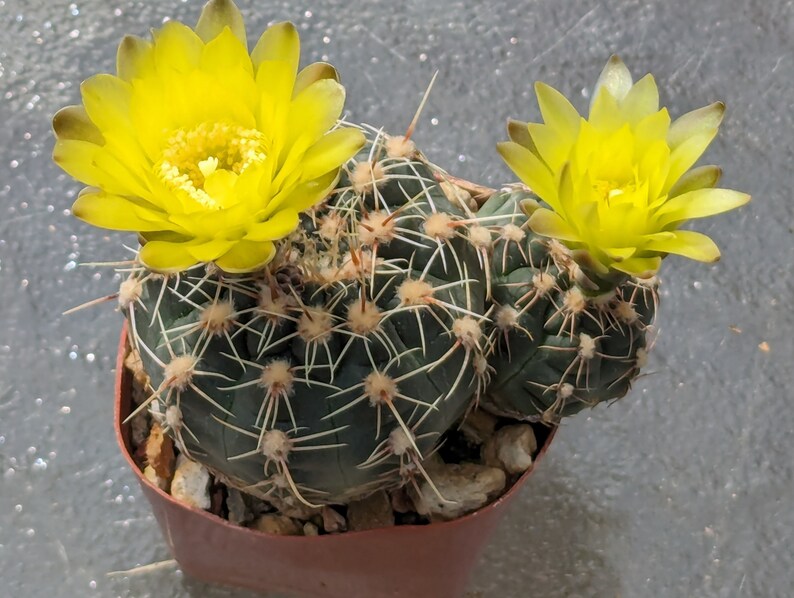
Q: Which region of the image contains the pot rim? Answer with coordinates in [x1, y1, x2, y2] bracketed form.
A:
[115, 321, 557, 541]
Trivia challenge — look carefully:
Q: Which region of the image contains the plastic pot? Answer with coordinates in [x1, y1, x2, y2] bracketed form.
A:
[114, 323, 556, 598]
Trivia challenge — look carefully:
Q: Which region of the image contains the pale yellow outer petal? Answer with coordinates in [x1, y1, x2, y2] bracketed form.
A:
[592, 55, 633, 105]
[294, 62, 339, 96]
[656, 188, 751, 226]
[53, 139, 104, 189]
[663, 128, 719, 192]
[195, 0, 247, 45]
[261, 170, 339, 220]
[152, 21, 204, 74]
[611, 256, 662, 278]
[52, 105, 104, 145]
[252, 21, 299, 74]
[527, 208, 581, 242]
[668, 165, 722, 197]
[643, 230, 721, 262]
[668, 102, 724, 149]
[619, 74, 659, 123]
[535, 82, 581, 140]
[199, 27, 253, 76]
[245, 209, 300, 241]
[286, 79, 346, 148]
[215, 240, 276, 273]
[506, 119, 537, 154]
[116, 35, 155, 82]
[300, 128, 366, 181]
[139, 240, 201, 273]
[496, 141, 556, 205]
[526, 122, 570, 171]
[72, 191, 168, 232]
[80, 74, 133, 134]
[186, 239, 238, 262]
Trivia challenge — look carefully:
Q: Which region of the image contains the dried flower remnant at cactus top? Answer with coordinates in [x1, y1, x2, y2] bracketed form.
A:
[499, 56, 750, 291]
[52, 0, 364, 273]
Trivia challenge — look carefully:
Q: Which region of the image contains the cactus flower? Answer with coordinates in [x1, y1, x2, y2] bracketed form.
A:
[53, 0, 364, 273]
[499, 56, 750, 286]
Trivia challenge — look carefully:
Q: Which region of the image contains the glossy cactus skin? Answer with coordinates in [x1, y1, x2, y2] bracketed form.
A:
[124, 128, 489, 505]
[478, 190, 657, 423]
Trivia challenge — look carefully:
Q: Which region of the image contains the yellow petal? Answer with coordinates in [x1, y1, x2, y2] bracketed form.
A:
[80, 74, 133, 133]
[203, 169, 239, 209]
[534, 82, 581, 139]
[588, 87, 623, 132]
[251, 21, 299, 74]
[215, 240, 276, 273]
[152, 21, 204, 74]
[294, 62, 339, 96]
[592, 55, 633, 104]
[187, 238, 237, 262]
[286, 78, 346, 147]
[199, 26, 252, 76]
[619, 74, 659, 123]
[656, 188, 751, 226]
[52, 105, 104, 145]
[506, 118, 538, 155]
[195, 0, 247, 45]
[72, 191, 167, 231]
[527, 122, 570, 171]
[527, 208, 581, 242]
[262, 170, 338, 218]
[256, 59, 297, 142]
[668, 165, 722, 197]
[92, 149, 151, 198]
[611, 256, 662, 277]
[245, 209, 300, 241]
[496, 141, 556, 205]
[643, 230, 721, 262]
[116, 35, 154, 82]
[300, 128, 365, 180]
[139, 240, 201, 273]
[603, 247, 636, 261]
[668, 101, 724, 149]
[664, 128, 719, 191]
[53, 139, 104, 188]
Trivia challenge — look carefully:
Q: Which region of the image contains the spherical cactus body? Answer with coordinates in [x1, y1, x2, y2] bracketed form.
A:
[478, 190, 657, 423]
[124, 128, 490, 505]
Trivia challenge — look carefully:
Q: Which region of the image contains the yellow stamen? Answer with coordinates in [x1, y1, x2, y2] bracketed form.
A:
[157, 122, 268, 209]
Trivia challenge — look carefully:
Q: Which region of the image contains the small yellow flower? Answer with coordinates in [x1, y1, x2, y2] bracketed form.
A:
[499, 56, 750, 284]
[53, 0, 364, 273]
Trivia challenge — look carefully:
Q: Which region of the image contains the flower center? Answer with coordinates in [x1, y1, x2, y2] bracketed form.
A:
[592, 178, 636, 207]
[157, 122, 268, 209]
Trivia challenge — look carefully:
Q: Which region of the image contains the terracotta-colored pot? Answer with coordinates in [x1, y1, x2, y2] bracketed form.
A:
[114, 324, 556, 598]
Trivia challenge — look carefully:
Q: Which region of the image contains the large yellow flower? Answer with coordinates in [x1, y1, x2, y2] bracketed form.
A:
[499, 56, 750, 286]
[53, 0, 364, 273]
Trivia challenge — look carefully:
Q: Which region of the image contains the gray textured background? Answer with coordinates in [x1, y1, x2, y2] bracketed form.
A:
[0, 0, 791, 596]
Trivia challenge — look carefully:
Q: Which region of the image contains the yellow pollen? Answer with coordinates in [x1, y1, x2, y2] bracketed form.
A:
[157, 122, 268, 209]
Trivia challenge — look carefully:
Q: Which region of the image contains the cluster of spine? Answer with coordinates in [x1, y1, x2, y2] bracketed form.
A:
[477, 190, 657, 423]
[121, 126, 493, 506]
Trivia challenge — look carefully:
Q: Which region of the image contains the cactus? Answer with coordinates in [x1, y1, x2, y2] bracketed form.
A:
[478, 190, 657, 422]
[54, 0, 751, 519]
[122, 127, 490, 505]
[483, 56, 749, 423]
